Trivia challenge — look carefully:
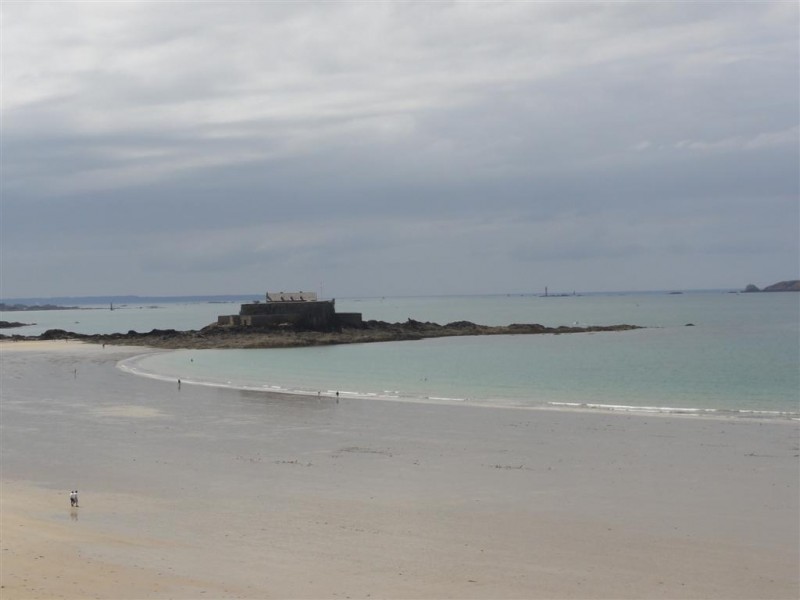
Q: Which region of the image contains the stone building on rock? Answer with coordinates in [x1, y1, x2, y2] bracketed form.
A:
[217, 291, 362, 331]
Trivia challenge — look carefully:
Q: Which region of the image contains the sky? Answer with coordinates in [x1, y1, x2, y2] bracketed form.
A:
[1, 1, 798, 299]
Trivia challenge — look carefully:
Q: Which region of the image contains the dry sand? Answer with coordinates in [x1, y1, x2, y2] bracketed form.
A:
[1, 341, 798, 599]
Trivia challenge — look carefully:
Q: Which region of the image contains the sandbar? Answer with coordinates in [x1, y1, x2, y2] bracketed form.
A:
[1, 341, 798, 599]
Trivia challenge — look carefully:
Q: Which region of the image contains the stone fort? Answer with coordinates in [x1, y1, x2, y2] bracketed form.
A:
[217, 291, 362, 331]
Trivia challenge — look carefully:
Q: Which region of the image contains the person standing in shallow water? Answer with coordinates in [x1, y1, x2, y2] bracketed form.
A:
[70, 490, 78, 507]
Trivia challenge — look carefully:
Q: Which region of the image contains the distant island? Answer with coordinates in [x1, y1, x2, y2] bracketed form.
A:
[743, 280, 800, 293]
[0, 320, 31, 329]
[0, 303, 80, 312]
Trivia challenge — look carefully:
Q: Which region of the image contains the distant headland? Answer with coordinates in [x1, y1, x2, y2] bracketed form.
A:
[743, 280, 800, 293]
[0, 320, 31, 329]
[0, 303, 80, 312]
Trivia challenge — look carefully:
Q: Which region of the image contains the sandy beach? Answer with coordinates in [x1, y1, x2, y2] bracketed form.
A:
[1, 341, 798, 599]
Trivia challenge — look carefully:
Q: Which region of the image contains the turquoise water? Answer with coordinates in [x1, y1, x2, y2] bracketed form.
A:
[0, 301, 243, 337]
[111, 292, 799, 417]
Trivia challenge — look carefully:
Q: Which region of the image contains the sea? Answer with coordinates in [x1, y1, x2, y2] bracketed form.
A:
[3, 292, 798, 418]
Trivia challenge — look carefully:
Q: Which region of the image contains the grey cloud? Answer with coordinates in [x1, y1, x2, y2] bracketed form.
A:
[1, 2, 797, 297]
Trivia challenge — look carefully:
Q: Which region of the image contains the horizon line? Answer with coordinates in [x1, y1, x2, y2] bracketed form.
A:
[0, 287, 755, 304]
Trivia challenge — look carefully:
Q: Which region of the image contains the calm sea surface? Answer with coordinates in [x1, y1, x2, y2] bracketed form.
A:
[4, 293, 799, 416]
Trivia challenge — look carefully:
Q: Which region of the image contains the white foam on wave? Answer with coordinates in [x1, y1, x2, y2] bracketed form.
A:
[118, 353, 297, 395]
[118, 354, 423, 402]
[547, 401, 798, 419]
[548, 401, 716, 414]
[117, 353, 799, 419]
[119, 353, 473, 407]
[548, 401, 717, 414]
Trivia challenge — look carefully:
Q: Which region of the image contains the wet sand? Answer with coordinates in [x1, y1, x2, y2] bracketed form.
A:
[1, 341, 798, 599]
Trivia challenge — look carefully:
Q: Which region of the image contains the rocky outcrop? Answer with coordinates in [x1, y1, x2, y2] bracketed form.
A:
[0, 321, 30, 329]
[743, 280, 800, 292]
[1, 320, 643, 349]
[762, 280, 800, 292]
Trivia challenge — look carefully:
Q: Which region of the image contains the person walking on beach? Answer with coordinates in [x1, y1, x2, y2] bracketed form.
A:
[70, 490, 78, 507]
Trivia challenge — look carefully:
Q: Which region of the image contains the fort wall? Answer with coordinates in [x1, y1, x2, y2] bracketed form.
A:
[217, 293, 362, 331]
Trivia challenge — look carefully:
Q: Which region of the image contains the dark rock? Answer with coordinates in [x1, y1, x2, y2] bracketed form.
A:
[148, 328, 179, 336]
[762, 280, 800, 292]
[744, 280, 800, 292]
[15, 320, 644, 350]
[445, 321, 479, 329]
[39, 329, 88, 340]
[507, 323, 548, 333]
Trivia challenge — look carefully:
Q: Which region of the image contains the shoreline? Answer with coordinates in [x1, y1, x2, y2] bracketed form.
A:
[117, 343, 800, 422]
[4, 340, 797, 422]
[1, 342, 798, 598]
[122, 355, 800, 422]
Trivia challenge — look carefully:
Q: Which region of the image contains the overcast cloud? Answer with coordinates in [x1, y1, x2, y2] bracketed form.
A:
[1, 1, 797, 298]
